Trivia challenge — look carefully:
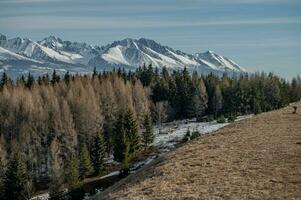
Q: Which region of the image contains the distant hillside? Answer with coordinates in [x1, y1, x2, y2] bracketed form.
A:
[95, 103, 301, 200]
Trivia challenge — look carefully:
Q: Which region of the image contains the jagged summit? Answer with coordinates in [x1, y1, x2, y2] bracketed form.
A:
[0, 34, 246, 78]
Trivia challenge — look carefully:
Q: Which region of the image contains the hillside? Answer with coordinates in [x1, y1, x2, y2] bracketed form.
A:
[95, 103, 301, 200]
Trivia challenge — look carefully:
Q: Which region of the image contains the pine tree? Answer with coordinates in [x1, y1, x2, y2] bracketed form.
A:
[113, 111, 129, 162]
[92, 131, 106, 175]
[254, 99, 262, 115]
[0, 157, 5, 200]
[51, 70, 60, 85]
[65, 156, 80, 189]
[124, 109, 141, 157]
[64, 71, 71, 84]
[25, 73, 35, 88]
[4, 153, 30, 200]
[79, 144, 94, 178]
[0, 72, 8, 88]
[142, 113, 154, 147]
[93, 67, 97, 77]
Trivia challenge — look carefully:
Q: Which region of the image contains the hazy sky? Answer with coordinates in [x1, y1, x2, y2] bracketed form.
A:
[0, 0, 300, 79]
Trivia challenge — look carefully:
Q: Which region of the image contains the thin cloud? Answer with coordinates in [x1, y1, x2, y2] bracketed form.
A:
[1, 16, 300, 30]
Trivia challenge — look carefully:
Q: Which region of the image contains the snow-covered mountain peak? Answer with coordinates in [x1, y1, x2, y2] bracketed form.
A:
[39, 35, 64, 49]
[0, 34, 246, 78]
[195, 51, 245, 72]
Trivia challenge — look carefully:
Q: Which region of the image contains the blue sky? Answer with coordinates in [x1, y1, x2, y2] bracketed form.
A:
[0, 0, 300, 79]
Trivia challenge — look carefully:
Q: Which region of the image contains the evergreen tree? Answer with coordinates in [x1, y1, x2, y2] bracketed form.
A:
[65, 156, 80, 189]
[0, 72, 8, 88]
[124, 109, 141, 156]
[142, 113, 154, 147]
[25, 73, 35, 88]
[79, 144, 94, 178]
[113, 111, 130, 162]
[254, 99, 262, 115]
[92, 131, 106, 175]
[103, 113, 115, 154]
[64, 71, 71, 84]
[290, 77, 301, 102]
[51, 70, 60, 85]
[171, 68, 195, 118]
[92, 67, 97, 77]
[4, 153, 30, 200]
[0, 157, 5, 200]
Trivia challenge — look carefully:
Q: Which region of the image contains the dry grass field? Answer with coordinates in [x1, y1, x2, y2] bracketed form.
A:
[95, 103, 301, 200]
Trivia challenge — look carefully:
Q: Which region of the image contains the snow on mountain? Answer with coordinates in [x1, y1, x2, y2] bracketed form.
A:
[0, 46, 42, 63]
[0, 34, 246, 78]
[195, 50, 246, 72]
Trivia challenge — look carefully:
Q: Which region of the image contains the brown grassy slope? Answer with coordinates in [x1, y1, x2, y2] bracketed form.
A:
[96, 103, 301, 200]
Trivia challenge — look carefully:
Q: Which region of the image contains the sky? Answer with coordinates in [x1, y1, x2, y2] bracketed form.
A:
[0, 0, 300, 79]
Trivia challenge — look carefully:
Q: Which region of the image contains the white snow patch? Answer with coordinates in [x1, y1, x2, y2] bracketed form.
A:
[0, 47, 43, 63]
[146, 47, 178, 66]
[99, 171, 120, 180]
[102, 45, 130, 65]
[167, 49, 199, 66]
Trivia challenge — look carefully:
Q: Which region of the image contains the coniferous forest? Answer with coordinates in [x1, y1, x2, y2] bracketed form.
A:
[0, 65, 301, 199]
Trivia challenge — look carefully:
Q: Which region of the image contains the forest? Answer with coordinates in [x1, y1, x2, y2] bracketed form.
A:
[0, 65, 301, 199]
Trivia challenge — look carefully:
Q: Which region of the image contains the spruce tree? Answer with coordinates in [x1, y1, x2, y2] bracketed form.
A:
[0, 72, 8, 88]
[124, 109, 141, 157]
[92, 67, 97, 77]
[0, 157, 5, 200]
[254, 99, 262, 115]
[113, 111, 129, 162]
[25, 73, 35, 88]
[4, 153, 30, 200]
[92, 131, 106, 175]
[142, 113, 154, 147]
[65, 156, 80, 189]
[79, 144, 94, 179]
[51, 70, 60, 85]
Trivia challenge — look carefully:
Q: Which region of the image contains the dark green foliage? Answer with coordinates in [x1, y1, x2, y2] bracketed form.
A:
[217, 115, 226, 123]
[93, 67, 98, 77]
[0, 157, 5, 200]
[79, 144, 94, 178]
[64, 71, 71, 84]
[0, 72, 12, 88]
[171, 67, 195, 118]
[228, 114, 237, 122]
[124, 109, 141, 156]
[191, 131, 201, 140]
[65, 156, 80, 189]
[290, 76, 301, 102]
[136, 64, 154, 87]
[206, 115, 214, 122]
[0, 72, 8, 88]
[142, 113, 154, 147]
[51, 70, 60, 85]
[183, 129, 191, 141]
[4, 153, 31, 200]
[254, 100, 262, 115]
[92, 131, 106, 175]
[103, 113, 115, 154]
[25, 73, 35, 88]
[113, 112, 130, 163]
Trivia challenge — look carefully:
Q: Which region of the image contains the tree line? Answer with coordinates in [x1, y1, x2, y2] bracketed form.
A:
[0, 65, 300, 199]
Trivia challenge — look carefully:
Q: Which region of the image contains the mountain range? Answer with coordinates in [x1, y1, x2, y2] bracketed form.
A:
[0, 33, 246, 78]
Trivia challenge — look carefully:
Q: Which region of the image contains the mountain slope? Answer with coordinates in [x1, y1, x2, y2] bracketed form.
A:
[0, 34, 246, 78]
[94, 103, 301, 200]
